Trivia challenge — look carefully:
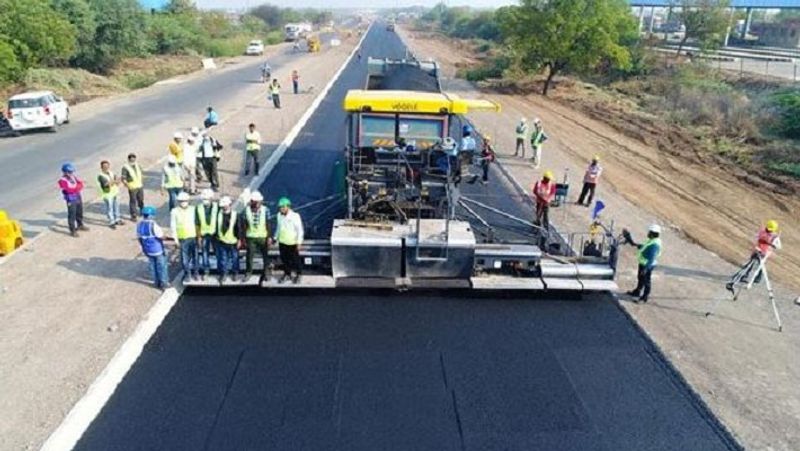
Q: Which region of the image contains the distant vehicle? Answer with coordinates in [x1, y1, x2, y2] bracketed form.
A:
[245, 40, 264, 56]
[285, 23, 312, 41]
[386, 22, 395, 32]
[7, 91, 69, 132]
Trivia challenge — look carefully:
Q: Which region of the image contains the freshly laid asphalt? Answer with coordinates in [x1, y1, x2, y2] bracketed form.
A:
[74, 26, 741, 451]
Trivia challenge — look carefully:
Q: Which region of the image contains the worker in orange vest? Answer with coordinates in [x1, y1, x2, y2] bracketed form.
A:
[532, 170, 556, 231]
[726, 220, 781, 292]
[577, 155, 602, 207]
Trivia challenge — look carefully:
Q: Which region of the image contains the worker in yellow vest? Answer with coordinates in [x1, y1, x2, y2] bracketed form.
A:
[161, 155, 185, 210]
[269, 78, 281, 109]
[170, 191, 199, 281]
[216, 196, 241, 283]
[273, 197, 304, 284]
[195, 189, 218, 279]
[97, 160, 123, 228]
[121, 153, 144, 220]
[244, 123, 261, 176]
[241, 191, 270, 280]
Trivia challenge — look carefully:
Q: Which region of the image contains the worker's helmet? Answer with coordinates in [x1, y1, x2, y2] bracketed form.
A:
[278, 197, 291, 208]
[592, 154, 600, 161]
[142, 206, 156, 217]
[766, 220, 779, 232]
[177, 192, 191, 202]
[61, 162, 76, 173]
[250, 191, 264, 202]
[201, 189, 214, 200]
[219, 196, 232, 208]
[190, 126, 200, 135]
[648, 224, 662, 234]
[543, 170, 554, 180]
[534, 117, 542, 124]
[187, 135, 195, 143]
[173, 132, 183, 140]
[484, 135, 491, 142]
[442, 137, 456, 149]
[521, 117, 527, 123]
[167, 155, 177, 165]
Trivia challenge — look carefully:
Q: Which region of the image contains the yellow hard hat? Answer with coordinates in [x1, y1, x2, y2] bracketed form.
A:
[592, 154, 600, 161]
[543, 170, 554, 180]
[484, 135, 491, 141]
[766, 220, 778, 232]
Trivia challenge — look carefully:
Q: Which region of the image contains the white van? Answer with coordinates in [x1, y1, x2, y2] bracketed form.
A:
[7, 91, 70, 132]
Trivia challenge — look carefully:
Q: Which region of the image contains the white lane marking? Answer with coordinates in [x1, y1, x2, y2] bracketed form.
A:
[38, 23, 373, 451]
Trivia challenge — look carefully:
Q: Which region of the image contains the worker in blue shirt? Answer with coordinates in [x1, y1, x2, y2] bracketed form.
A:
[624, 224, 663, 303]
[136, 206, 170, 290]
[204, 106, 219, 129]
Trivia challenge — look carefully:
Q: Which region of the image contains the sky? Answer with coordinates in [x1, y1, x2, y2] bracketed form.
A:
[195, 0, 514, 9]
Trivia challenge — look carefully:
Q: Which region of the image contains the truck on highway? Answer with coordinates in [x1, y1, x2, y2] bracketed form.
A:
[284, 23, 312, 41]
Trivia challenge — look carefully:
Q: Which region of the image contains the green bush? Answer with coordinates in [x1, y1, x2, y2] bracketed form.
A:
[0, 39, 23, 83]
[201, 36, 253, 57]
[768, 162, 800, 179]
[768, 90, 800, 139]
[462, 54, 511, 81]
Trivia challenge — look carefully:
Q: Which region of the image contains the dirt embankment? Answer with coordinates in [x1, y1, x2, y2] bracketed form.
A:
[404, 29, 800, 291]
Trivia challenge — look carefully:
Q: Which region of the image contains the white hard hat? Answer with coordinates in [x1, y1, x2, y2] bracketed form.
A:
[177, 192, 191, 202]
[167, 155, 177, 164]
[521, 117, 527, 123]
[219, 196, 232, 207]
[190, 127, 200, 135]
[187, 135, 196, 142]
[201, 189, 215, 200]
[534, 117, 542, 124]
[173, 132, 184, 140]
[648, 224, 662, 234]
[250, 191, 263, 202]
[443, 137, 456, 149]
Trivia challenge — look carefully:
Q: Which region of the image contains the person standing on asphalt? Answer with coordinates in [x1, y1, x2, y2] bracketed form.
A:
[244, 123, 261, 176]
[204, 106, 219, 129]
[273, 197, 304, 284]
[530, 118, 547, 169]
[168, 132, 184, 166]
[195, 189, 218, 280]
[514, 118, 528, 158]
[216, 196, 240, 283]
[269, 79, 281, 109]
[469, 135, 495, 185]
[291, 70, 300, 94]
[577, 155, 602, 207]
[97, 160, 123, 229]
[183, 132, 199, 194]
[162, 155, 185, 211]
[58, 163, 89, 237]
[170, 191, 199, 281]
[532, 170, 556, 231]
[121, 153, 144, 220]
[199, 133, 221, 190]
[625, 224, 663, 303]
[241, 191, 271, 281]
[190, 126, 205, 183]
[136, 206, 170, 290]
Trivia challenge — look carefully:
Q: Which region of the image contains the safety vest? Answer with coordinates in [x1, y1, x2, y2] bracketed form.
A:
[584, 164, 602, 184]
[531, 128, 546, 147]
[637, 238, 662, 267]
[533, 180, 555, 205]
[217, 211, 238, 245]
[137, 220, 164, 256]
[516, 123, 528, 139]
[173, 207, 196, 240]
[245, 206, 268, 238]
[163, 165, 183, 189]
[196, 203, 218, 236]
[245, 131, 260, 152]
[123, 163, 143, 190]
[276, 211, 300, 245]
[269, 83, 280, 95]
[96, 171, 119, 200]
[755, 229, 779, 257]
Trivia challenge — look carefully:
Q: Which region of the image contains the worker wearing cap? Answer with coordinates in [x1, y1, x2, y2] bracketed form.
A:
[626, 224, 663, 303]
[244, 123, 261, 176]
[195, 189, 218, 279]
[530, 118, 547, 169]
[273, 197, 304, 284]
[137, 206, 170, 290]
[241, 191, 271, 280]
[216, 196, 240, 283]
[184, 132, 199, 195]
[162, 155, 185, 210]
[532, 170, 556, 231]
[727, 220, 781, 292]
[578, 155, 603, 207]
[514, 118, 528, 158]
[97, 160, 123, 228]
[58, 163, 89, 237]
[169, 132, 184, 165]
[122, 153, 144, 220]
[171, 191, 199, 281]
[204, 106, 219, 129]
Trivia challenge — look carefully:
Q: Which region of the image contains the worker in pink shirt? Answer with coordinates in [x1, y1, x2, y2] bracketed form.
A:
[532, 170, 556, 230]
[58, 162, 89, 237]
[578, 155, 602, 207]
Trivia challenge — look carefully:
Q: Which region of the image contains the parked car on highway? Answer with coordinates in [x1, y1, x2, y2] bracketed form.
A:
[245, 40, 264, 56]
[6, 91, 70, 132]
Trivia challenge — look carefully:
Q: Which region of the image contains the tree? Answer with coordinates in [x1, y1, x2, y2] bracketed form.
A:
[0, 0, 77, 68]
[677, 0, 730, 55]
[51, 0, 97, 68]
[498, 0, 637, 96]
[0, 39, 23, 83]
[84, 0, 148, 73]
[165, 0, 196, 15]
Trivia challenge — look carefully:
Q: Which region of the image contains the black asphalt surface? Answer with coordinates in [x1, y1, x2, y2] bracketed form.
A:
[75, 25, 740, 451]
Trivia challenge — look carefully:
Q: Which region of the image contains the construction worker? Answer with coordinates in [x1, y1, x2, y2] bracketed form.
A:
[273, 197, 304, 284]
[196, 189, 218, 279]
[470, 135, 495, 185]
[625, 224, 663, 303]
[242, 191, 271, 280]
[169, 132, 184, 165]
[97, 160, 123, 228]
[189, 126, 205, 183]
[291, 70, 300, 94]
[269, 78, 281, 109]
[58, 163, 89, 237]
[532, 170, 556, 231]
[170, 191, 199, 281]
[530, 118, 547, 168]
[122, 153, 144, 220]
[161, 155, 185, 211]
[514, 118, 528, 157]
[216, 196, 240, 283]
[183, 132, 199, 194]
[199, 133, 221, 190]
[244, 123, 261, 176]
[578, 155, 602, 207]
[726, 220, 781, 292]
[204, 106, 219, 129]
[136, 206, 170, 290]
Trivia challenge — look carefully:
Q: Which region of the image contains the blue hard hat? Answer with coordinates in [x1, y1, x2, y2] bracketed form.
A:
[462, 124, 472, 133]
[142, 206, 156, 217]
[62, 163, 76, 173]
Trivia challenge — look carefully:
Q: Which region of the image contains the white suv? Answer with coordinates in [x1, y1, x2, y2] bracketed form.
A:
[245, 40, 264, 56]
[7, 91, 70, 132]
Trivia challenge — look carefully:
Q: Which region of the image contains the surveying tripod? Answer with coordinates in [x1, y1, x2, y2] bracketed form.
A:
[706, 254, 783, 332]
